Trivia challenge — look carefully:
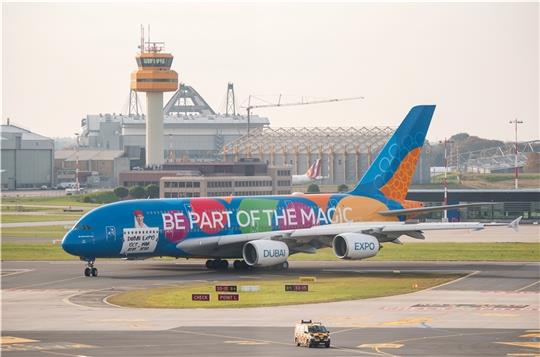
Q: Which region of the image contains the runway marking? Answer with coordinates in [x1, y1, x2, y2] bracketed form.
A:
[0, 269, 33, 277]
[1, 342, 94, 353]
[358, 343, 403, 357]
[0, 336, 38, 344]
[496, 341, 540, 349]
[521, 333, 540, 338]
[423, 270, 480, 291]
[38, 350, 91, 357]
[381, 317, 432, 326]
[389, 330, 512, 344]
[479, 313, 518, 317]
[224, 340, 270, 345]
[9, 276, 83, 289]
[515, 280, 540, 292]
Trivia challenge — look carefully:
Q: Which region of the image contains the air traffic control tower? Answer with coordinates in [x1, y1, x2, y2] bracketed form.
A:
[131, 30, 178, 167]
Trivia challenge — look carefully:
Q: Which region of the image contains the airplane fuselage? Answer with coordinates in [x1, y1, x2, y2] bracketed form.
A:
[62, 191, 402, 260]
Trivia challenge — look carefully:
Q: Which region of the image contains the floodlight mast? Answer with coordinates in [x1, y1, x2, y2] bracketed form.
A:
[242, 96, 364, 137]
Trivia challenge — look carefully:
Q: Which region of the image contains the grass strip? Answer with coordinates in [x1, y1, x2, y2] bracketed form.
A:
[107, 273, 460, 308]
[1, 225, 69, 239]
[1, 214, 81, 223]
[1, 196, 98, 207]
[1, 242, 76, 260]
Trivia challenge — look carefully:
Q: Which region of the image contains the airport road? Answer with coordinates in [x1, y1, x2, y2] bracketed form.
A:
[2, 260, 539, 356]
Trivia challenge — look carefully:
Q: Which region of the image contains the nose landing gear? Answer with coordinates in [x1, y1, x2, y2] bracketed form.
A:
[83, 259, 98, 277]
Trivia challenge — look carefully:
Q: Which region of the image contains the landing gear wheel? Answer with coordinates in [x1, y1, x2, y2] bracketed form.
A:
[234, 260, 250, 270]
[218, 259, 229, 270]
[281, 261, 289, 270]
[205, 259, 214, 269]
[83, 259, 96, 277]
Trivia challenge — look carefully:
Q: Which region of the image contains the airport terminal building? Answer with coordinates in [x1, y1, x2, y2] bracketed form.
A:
[407, 188, 540, 222]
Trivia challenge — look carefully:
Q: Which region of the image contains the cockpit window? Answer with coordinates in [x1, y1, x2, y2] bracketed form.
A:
[75, 224, 92, 231]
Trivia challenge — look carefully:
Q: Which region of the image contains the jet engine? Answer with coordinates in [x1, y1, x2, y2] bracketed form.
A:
[242, 240, 289, 267]
[332, 233, 380, 260]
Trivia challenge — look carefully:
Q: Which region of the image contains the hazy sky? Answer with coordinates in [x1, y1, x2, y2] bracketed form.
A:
[2, 2, 539, 142]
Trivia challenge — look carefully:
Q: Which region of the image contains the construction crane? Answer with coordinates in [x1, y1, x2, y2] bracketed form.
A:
[241, 95, 364, 136]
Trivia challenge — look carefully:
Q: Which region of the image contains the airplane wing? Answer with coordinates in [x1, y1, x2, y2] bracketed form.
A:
[378, 202, 497, 217]
[177, 218, 520, 254]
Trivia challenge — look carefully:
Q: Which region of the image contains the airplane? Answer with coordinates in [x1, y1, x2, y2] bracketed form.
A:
[62, 105, 520, 277]
[291, 159, 327, 185]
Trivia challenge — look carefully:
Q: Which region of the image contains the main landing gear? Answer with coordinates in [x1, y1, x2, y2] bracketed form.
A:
[204, 259, 251, 270]
[83, 259, 98, 277]
[233, 260, 250, 271]
[205, 259, 229, 270]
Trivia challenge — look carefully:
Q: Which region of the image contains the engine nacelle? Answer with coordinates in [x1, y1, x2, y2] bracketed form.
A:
[332, 233, 380, 260]
[242, 240, 289, 267]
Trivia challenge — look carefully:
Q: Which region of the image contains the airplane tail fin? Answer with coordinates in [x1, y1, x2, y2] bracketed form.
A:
[306, 159, 321, 179]
[350, 105, 436, 202]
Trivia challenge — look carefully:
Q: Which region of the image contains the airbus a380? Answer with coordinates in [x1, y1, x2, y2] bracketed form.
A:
[62, 105, 520, 276]
[291, 159, 326, 185]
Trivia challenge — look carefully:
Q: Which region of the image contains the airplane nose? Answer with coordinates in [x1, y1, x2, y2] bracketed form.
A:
[61, 231, 79, 256]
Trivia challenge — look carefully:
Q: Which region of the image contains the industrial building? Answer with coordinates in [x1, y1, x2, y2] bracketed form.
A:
[1, 123, 54, 190]
[221, 126, 431, 185]
[79, 84, 269, 163]
[118, 160, 291, 197]
[54, 150, 130, 187]
[160, 169, 291, 198]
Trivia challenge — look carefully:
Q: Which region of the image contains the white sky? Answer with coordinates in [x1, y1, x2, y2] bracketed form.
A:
[2, 2, 539, 141]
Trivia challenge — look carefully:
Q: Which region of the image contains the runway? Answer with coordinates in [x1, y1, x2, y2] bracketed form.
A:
[2, 260, 539, 356]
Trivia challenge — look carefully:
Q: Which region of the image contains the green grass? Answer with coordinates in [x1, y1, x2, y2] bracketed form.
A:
[1, 242, 76, 260]
[474, 173, 540, 183]
[1, 205, 66, 213]
[1, 225, 68, 239]
[107, 273, 460, 309]
[1, 195, 98, 207]
[290, 243, 539, 262]
[1, 214, 82, 223]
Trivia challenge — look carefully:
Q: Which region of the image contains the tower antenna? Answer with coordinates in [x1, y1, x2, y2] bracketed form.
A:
[140, 25, 144, 53]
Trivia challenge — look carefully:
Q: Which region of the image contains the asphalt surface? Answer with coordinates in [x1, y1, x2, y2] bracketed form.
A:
[2, 260, 539, 357]
[3, 327, 538, 357]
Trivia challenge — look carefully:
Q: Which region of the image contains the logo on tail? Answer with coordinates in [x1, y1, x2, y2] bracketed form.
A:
[350, 105, 436, 202]
[306, 159, 321, 179]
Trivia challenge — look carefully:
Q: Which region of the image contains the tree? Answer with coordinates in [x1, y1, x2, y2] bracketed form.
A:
[145, 184, 160, 199]
[337, 184, 349, 193]
[129, 185, 146, 199]
[306, 183, 320, 193]
[113, 186, 129, 199]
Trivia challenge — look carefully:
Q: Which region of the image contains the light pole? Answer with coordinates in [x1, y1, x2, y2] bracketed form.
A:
[509, 119, 523, 189]
[74, 133, 80, 191]
[440, 138, 454, 222]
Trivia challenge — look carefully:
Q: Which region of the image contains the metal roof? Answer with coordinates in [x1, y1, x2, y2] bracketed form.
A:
[222, 126, 395, 154]
[55, 150, 125, 161]
[0, 125, 53, 141]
